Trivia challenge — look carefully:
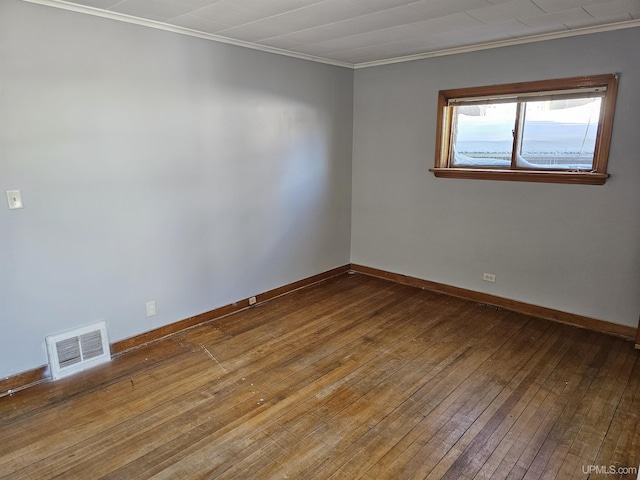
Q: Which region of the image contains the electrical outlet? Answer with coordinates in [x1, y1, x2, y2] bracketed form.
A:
[483, 273, 496, 283]
[249, 296, 257, 306]
[146, 300, 156, 317]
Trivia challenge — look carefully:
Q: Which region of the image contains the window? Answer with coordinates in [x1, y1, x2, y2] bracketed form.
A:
[431, 74, 618, 185]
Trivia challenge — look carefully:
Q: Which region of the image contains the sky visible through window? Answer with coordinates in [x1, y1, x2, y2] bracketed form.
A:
[453, 98, 601, 169]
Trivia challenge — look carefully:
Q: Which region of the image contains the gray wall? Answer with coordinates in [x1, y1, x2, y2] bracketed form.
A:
[2, 0, 639, 381]
[352, 28, 640, 328]
[0, 0, 353, 378]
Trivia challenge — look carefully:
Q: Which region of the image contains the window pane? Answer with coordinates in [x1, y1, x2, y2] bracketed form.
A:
[518, 98, 601, 170]
[451, 103, 516, 167]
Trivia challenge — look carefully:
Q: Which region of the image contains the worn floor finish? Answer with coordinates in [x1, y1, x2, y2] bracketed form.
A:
[1, 273, 639, 479]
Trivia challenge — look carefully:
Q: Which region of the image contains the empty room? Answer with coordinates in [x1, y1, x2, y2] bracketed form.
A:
[1, 0, 640, 478]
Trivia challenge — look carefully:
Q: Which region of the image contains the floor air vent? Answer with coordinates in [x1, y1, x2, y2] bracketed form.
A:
[46, 321, 111, 380]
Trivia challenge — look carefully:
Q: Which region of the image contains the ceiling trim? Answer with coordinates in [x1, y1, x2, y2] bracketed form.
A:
[20, 0, 355, 69]
[353, 20, 640, 69]
[20, 0, 640, 70]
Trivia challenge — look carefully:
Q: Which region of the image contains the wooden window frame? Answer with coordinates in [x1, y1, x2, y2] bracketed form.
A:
[431, 74, 619, 185]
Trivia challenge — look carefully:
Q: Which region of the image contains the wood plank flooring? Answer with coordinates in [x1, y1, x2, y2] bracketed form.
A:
[1, 273, 639, 479]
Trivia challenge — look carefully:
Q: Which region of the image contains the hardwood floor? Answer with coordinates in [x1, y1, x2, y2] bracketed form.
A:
[1, 273, 639, 479]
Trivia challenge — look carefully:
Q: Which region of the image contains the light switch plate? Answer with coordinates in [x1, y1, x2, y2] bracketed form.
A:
[7, 190, 23, 209]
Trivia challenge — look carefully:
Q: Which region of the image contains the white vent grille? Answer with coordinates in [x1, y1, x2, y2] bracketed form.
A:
[46, 321, 111, 380]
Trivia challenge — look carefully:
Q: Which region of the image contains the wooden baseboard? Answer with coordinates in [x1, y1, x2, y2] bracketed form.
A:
[1, 264, 351, 396]
[111, 264, 350, 355]
[6, 263, 632, 395]
[351, 264, 636, 341]
[0, 366, 50, 397]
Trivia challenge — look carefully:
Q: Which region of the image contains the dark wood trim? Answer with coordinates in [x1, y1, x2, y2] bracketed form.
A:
[430, 168, 609, 184]
[7, 263, 631, 394]
[1, 265, 351, 396]
[433, 74, 618, 185]
[439, 74, 616, 101]
[635, 316, 640, 349]
[434, 89, 450, 169]
[593, 74, 619, 175]
[350, 264, 636, 341]
[110, 305, 238, 355]
[252, 264, 350, 305]
[111, 264, 351, 355]
[0, 365, 50, 397]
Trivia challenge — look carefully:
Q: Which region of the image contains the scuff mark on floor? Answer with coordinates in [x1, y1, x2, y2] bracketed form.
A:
[200, 344, 228, 374]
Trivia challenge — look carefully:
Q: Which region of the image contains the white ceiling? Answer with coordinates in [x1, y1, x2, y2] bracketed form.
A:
[30, 0, 640, 67]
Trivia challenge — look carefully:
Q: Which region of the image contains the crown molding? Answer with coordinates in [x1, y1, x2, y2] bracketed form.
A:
[20, 0, 640, 70]
[354, 20, 640, 69]
[20, 0, 354, 69]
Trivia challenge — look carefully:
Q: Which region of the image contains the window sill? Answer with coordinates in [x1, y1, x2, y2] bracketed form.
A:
[429, 168, 608, 185]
